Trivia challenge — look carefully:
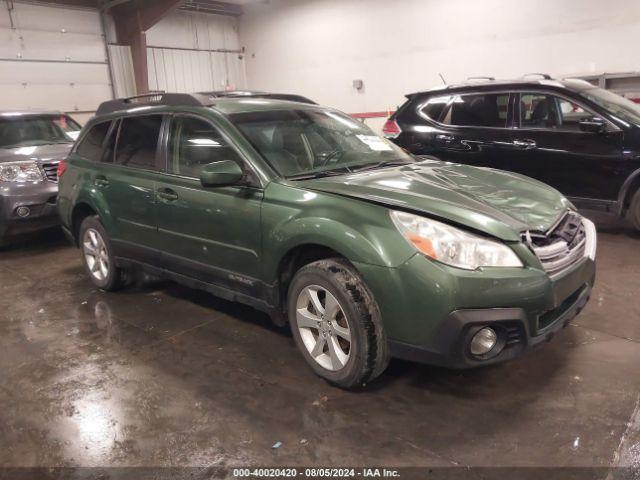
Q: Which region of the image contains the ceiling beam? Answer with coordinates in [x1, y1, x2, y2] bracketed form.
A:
[109, 0, 183, 94]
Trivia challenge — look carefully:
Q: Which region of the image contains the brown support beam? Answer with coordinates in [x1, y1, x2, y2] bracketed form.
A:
[110, 0, 183, 94]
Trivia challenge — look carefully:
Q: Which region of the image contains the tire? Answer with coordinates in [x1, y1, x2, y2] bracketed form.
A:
[287, 258, 389, 388]
[627, 189, 640, 231]
[78, 216, 127, 291]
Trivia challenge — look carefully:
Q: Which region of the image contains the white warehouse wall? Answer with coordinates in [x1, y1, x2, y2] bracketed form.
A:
[240, 0, 640, 130]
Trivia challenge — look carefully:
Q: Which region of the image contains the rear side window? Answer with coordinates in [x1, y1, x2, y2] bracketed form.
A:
[75, 121, 112, 162]
[168, 116, 243, 178]
[440, 93, 509, 128]
[419, 95, 452, 122]
[114, 116, 163, 170]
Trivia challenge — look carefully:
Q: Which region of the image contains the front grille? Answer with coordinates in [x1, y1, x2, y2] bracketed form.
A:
[41, 162, 59, 182]
[525, 211, 587, 276]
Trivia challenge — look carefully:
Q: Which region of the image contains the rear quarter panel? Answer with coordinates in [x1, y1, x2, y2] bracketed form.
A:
[57, 154, 116, 236]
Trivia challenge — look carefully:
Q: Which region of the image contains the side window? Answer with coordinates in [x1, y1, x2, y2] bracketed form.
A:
[168, 116, 244, 178]
[557, 97, 597, 132]
[419, 95, 452, 122]
[76, 121, 112, 162]
[441, 93, 509, 127]
[520, 93, 560, 128]
[114, 115, 163, 170]
[520, 93, 598, 131]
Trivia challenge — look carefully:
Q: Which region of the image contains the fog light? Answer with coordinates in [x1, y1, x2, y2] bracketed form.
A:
[470, 327, 497, 356]
[16, 206, 30, 218]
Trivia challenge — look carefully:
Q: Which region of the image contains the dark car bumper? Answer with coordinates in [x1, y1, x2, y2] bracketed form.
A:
[0, 181, 59, 239]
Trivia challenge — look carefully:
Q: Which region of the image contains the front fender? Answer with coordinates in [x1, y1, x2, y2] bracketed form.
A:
[261, 182, 416, 283]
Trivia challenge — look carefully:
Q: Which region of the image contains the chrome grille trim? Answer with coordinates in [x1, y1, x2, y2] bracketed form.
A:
[40, 162, 59, 183]
[524, 211, 596, 277]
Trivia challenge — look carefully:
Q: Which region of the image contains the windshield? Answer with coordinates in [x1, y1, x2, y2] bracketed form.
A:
[229, 109, 413, 178]
[0, 114, 82, 149]
[580, 88, 640, 126]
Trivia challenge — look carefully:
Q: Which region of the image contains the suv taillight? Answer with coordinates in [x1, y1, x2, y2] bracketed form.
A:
[57, 160, 67, 178]
[382, 119, 402, 139]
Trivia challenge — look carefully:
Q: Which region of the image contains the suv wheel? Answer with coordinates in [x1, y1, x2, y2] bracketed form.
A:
[288, 258, 389, 388]
[79, 216, 127, 291]
[627, 189, 640, 231]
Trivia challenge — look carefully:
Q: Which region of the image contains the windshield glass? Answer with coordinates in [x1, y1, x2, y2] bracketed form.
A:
[0, 114, 82, 149]
[580, 88, 640, 126]
[229, 109, 413, 178]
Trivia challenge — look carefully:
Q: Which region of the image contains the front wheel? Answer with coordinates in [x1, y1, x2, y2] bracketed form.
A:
[288, 258, 389, 388]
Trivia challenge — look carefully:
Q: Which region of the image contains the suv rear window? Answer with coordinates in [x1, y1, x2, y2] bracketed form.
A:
[76, 121, 112, 162]
[439, 93, 509, 128]
[114, 116, 163, 170]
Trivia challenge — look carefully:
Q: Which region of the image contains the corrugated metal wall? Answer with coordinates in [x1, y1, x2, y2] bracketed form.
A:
[108, 44, 136, 98]
[147, 48, 245, 93]
[145, 10, 246, 93]
[0, 1, 113, 124]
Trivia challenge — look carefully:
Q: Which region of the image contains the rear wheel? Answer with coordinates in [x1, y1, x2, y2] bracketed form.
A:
[79, 216, 127, 291]
[627, 189, 640, 231]
[288, 258, 389, 388]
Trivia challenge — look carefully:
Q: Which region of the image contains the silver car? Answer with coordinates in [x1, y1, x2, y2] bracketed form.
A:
[0, 111, 81, 245]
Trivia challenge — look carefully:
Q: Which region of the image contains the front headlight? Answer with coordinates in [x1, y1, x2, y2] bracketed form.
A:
[390, 210, 523, 270]
[0, 161, 44, 183]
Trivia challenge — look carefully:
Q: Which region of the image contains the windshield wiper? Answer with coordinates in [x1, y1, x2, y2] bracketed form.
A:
[353, 158, 414, 172]
[287, 166, 353, 181]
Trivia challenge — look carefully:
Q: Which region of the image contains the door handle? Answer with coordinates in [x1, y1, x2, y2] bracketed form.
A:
[94, 175, 109, 187]
[435, 134, 455, 143]
[157, 187, 178, 202]
[512, 139, 537, 149]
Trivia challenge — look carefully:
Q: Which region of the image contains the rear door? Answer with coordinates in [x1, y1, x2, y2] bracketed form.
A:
[155, 114, 264, 297]
[507, 91, 625, 203]
[92, 114, 166, 263]
[411, 91, 516, 169]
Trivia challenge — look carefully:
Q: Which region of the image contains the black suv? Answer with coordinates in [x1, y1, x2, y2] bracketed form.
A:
[384, 76, 640, 230]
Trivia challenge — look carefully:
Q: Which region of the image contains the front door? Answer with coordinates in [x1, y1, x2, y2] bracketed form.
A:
[156, 114, 264, 297]
[507, 92, 625, 205]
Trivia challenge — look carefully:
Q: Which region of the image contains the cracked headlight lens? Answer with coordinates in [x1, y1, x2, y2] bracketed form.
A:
[0, 162, 44, 183]
[390, 210, 523, 270]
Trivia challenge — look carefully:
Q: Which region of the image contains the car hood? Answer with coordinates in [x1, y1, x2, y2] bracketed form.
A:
[294, 159, 572, 242]
[0, 143, 73, 164]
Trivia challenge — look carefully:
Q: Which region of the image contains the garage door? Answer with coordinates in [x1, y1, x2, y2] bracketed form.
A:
[0, 1, 113, 124]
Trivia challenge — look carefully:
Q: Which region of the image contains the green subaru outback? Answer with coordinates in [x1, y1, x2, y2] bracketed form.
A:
[57, 93, 596, 388]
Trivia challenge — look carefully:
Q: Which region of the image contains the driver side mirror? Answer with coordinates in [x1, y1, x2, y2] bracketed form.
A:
[579, 117, 607, 134]
[199, 160, 243, 187]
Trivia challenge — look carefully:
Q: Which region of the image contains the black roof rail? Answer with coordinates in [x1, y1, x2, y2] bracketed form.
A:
[96, 92, 208, 116]
[467, 76, 496, 81]
[522, 73, 553, 80]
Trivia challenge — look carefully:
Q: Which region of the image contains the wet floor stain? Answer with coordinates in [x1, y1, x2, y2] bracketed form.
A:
[1, 219, 640, 468]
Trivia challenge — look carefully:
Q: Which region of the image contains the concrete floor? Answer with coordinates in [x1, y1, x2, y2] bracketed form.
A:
[1, 213, 639, 472]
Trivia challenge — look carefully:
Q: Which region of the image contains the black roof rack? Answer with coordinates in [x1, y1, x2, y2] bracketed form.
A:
[522, 73, 553, 80]
[96, 92, 209, 116]
[467, 76, 496, 81]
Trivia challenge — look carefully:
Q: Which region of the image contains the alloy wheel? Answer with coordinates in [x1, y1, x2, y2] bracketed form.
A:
[83, 228, 110, 282]
[296, 285, 351, 371]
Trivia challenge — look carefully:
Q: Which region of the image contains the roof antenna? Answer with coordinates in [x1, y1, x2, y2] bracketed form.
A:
[438, 73, 447, 85]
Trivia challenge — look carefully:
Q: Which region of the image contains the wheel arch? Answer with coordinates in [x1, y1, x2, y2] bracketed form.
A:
[618, 167, 640, 215]
[275, 243, 351, 310]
